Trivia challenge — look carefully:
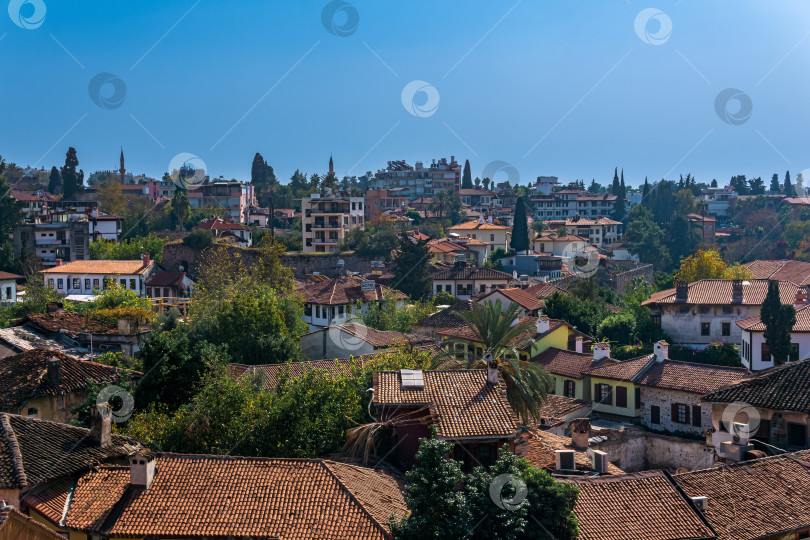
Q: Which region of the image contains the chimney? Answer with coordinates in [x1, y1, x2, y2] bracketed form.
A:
[536, 316, 550, 334]
[575, 336, 584, 354]
[485, 353, 498, 385]
[130, 452, 157, 489]
[675, 280, 688, 302]
[731, 279, 743, 303]
[479, 216, 484, 225]
[46, 357, 61, 386]
[794, 289, 807, 309]
[90, 403, 112, 448]
[571, 418, 590, 449]
[654, 340, 669, 363]
[54, 258, 63, 267]
[593, 342, 611, 361]
[142, 253, 151, 267]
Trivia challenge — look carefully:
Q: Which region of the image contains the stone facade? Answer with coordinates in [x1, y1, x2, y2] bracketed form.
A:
[640, 387, 711, 436]
[590, 427, 716, 473]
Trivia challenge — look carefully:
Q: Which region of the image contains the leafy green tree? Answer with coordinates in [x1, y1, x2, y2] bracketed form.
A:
[339, 227, 398, 257]
[0, 165, 23, 272]
[510, 197, 530, 253]
[462, 159, 473, 189]
[392, 234, 432, 300]
[711, 178, 718, 188]
[516, 458, 579, 540]
[596, 311, 636, 344]
[389, 428, 473, 540]
[60, 147, 84, 200]
[623, 205, 669, 268]
[183, 229, 214, 250]
[171, 188, 190, 230]
[542, 291, 609, 337]
[749, 177, 765, 195]
[48, 166, 62, 195]
[465, 445, 528, 540]
[91, 235, 169, 265]
[760, 280, 796, 365]
[588, 179, 601, 193]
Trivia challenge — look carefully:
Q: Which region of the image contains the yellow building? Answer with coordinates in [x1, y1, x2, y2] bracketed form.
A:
[582, 353, 655, 418]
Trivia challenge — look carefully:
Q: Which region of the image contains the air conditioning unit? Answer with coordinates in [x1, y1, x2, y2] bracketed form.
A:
[720, 441, 754, 461]
[555, 450, 576, 471]
[586, 448, 608, 473]
[690, 496, 709, 512]
[732, 422, 750, 445]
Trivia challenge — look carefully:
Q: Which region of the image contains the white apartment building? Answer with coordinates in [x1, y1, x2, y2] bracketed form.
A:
[700, 187, 738, 217]
[373, 157, 460, 199]
[40, 256, 158, 297]
[531, 191, 617, 220]
[544, 216, 622, 247]
[301, 193, 365, 253]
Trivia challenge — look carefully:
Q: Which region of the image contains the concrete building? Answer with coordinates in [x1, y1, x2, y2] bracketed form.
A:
[430, 264, 512, 299]
[14, 220, 91, 267]
[372, 157, 460, 199]
[544, 216, 622, 247]
[700, 186, 737, 217]
[40, 256, 158, 297]
[301, 193, 365, 253]
[188, 180, 255, 223]
[738, 295, 810, 371]
[531, 190, 617, 220]
[364, 189, 408, 220]
[447, 218, 511, 252]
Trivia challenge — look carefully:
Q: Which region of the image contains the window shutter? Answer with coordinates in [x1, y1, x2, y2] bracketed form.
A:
[671, 403, 678, 422]
[692, 405, 702, 427]
[595, 384, 602, 402]
[684, 404, 691, 425]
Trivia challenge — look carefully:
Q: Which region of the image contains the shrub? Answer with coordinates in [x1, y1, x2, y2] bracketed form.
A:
[183, 229, 214, 250]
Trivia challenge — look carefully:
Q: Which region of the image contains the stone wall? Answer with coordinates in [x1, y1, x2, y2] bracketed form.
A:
[548, 263, 653, 294]
[162, 242, 378, 279]
[590, 426, 716, 473]
[639, 387, 711, 435]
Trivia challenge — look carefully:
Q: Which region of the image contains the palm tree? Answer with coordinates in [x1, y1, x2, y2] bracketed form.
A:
[435, 299, 553, 425]
[429, 190, 448, 219]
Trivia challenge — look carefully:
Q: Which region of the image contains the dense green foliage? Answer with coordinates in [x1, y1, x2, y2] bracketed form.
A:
[761, 280, 797, 365]
[183, 229, 214, 250]
[510, 197, 529, 253]
[90, 234, 168, 264]
[391, 234, 433, 300]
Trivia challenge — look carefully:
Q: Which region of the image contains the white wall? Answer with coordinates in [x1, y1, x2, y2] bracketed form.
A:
[741, 329, 810, 371]
[0, 279, 17, 303]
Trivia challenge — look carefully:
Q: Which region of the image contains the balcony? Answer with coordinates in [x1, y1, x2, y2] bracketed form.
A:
[313, 238, 340, 244]
[312, 222, 343, 229]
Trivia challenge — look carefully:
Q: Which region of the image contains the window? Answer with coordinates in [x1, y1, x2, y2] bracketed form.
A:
[72, 278, 80, 289]
[490, 234, 495, 242]
[722, 305, 733, 314]
[57, 279, 63, 289]
[788, 423, 807, 447]
[85, 279, 91, 290]
[672, 403, 690, 424]
[650, 405, 660, 425]
[48, 279, 54, 289]
[436, 284, 442, 294]
[721, 322, 731, 336]
[790, 343, 800, 363]
[564, 380, 575, 398]
[651, 314, 661, 327]
[692, 405, 702, 427]
[480, 284, 486, 293]
[93, 278, 100, 289]
[478, 445, 493, 466]
[701, 322, 711, 336]
[761, 342, 771, 364]
[130, 279, 137, 290]
[445, 285, 452, 293]
[635, 387, 641, 408]
[595, 384, 612, 405]
[699, 305, 710, 314]
[27, 407, 38, 417]
[616, 386, 628, 408]
[120, 278, 127, 287]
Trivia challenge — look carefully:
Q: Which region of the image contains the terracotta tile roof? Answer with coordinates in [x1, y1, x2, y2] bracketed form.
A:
[545, 217, 622, 226]
[427, 239, 473, 254]
[294, 276, 407, 305]
[538, 394, 591, 418]
[534, 234, 588, 242]
[636, 360, 750, 395]
[642, 279, 799, 306]
[568, 471, 715, 540]
[530, 348, 604, 379]
[193, 216, 251, 231]
[25, 454, 407, 539]
[145, 271, 188, 287]
[745, 259, 810, 286]
[373, 370, 520, 440]
[448, 220, 510, 231]
[687, 213, 717, 222]
[12, 190, 57, 202]
[701, 357, 810, 413]
[437, 316, 560, 348]
[302, 324, 433, 349]
[0, 501, 65, 539]
[523, 281, 571, 300]
[0, 271, 23, 280]
[23, 311, 119, 335]
[674, 450, 810, 540]
[415, 300, 474, 329]
[0, 413, 142, 489]
[479, 287, 545, 311]
[41, 260, 152, 275]
[0, 349, 129, 410]
[737, 303, 810, 332]
[583, 354, 655, 382]
[514, 429, 624, 475]
[430, 266, 513, 281]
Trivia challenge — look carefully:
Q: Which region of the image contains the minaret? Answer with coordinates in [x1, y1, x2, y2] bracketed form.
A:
[119, 147, 126, 185]
[328, 154, 334, 177]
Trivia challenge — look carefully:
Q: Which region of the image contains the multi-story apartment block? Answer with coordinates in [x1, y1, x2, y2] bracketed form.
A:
[14, 220, 90, 267]
[364, 189, 408, 220]
[188, 180, 255, 223]
[531, 190, 617, 220]
[373, 157, 460, 199]
[700, 186, 737, 217]
[544, 215, 622, 247]
[301, 193, 365, 253]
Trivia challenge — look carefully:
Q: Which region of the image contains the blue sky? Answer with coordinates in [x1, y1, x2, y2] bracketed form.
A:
[2, 1, 810, 187]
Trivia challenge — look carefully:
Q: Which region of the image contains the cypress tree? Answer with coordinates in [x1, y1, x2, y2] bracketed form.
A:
[510, 196, 529, 253]
[761, 280, 797, 365]
[785, 170, 795, 197]
[60, 147, 83, 200]
[770, 173, 780, 193]
[48, 166, 62, 195]
[461, 159, 473, 189]
[611, 167, 620, 195]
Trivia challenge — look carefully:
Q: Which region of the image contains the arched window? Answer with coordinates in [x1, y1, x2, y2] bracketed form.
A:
[27, 407, 38, 417]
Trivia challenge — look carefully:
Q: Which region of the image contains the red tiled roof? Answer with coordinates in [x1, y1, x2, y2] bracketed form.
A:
[437, 316, 556, 347]
[430, 267, 512, 281]
[144, 271, 188, 288]
[0, 272, 23, 280]
[373, 370, 520, 440]
[304, 323, 433, 349]
[514, 429, 624, 475]
[530, 348, 604, 380]
[568, 471, 716, 540]
[523, 281, 571, 300]
[294, 276, 407, 306]
[478, 288, 545, 311]
[737, 303, 810, 332]
[23, 311, 119, 335]
[745, 259, 810, 286]
[674, 449, 810, 540]
[193, 217, 251, 231]
[0, 501, 65, 539]
[26, 454, 407, 540]
[636, 360, 750, 394]
[643, 279, 799, 306]
[0, 349, 130, 410]
[448, 220, 510, 231]
[41, 260, 152, 275]
[537, 393, 591, 419]
[11, 190, 56, 202]
[583, 354, 655, 382]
